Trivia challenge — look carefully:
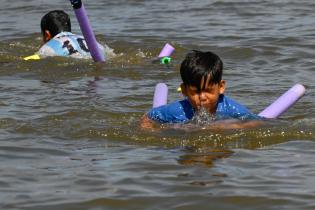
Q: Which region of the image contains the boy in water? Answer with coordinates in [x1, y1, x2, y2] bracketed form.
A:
[141, 50, 262, 129]
[29, 10, 112, 59]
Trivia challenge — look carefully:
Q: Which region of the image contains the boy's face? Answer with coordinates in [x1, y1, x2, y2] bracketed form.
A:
[181, 76, 225, 114]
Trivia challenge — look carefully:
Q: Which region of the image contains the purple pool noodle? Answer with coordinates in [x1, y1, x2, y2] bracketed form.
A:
[70, 0, 105, 62]
[258, 84, 306, 118]
[158, 43, 175, 58]
[153, 83, 168, 108]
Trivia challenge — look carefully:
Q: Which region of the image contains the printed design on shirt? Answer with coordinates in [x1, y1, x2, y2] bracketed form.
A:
[77, 38, 90, 52]
[62, 40, 78, 55]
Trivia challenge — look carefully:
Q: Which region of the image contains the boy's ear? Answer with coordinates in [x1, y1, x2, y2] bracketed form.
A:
[219, 80, 226, 94]
[43, 30, 52, 42]
[180, 83, 188, 96]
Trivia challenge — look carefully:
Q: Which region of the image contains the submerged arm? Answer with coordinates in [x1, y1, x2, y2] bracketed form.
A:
[140, 114, 160, 131]
[209, 119, 264, 130]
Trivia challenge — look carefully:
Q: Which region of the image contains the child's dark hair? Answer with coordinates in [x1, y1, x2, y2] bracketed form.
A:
[41, 10, 71, 37]
[180, 50, 223, 89]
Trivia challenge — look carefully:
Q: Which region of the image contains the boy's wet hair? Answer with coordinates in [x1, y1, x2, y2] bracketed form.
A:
[41, 10, 71, 37]
[180, 50, 223, 90]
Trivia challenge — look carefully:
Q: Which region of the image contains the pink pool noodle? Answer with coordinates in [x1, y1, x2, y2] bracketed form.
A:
[158, 43, 175, 58]
[153, 83, 168, 108]
[258, 84, 306, 118]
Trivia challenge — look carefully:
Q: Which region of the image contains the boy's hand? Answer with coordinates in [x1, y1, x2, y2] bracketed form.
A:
[140, 114, 158, 131]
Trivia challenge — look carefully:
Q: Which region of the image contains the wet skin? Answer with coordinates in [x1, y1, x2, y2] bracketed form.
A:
[181, 74, 226, 114]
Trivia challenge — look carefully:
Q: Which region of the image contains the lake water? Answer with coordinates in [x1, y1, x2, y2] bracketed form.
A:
[0, 0, 315, 209]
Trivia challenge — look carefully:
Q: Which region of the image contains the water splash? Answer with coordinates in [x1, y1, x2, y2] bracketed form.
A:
[191, 107, 216, 126]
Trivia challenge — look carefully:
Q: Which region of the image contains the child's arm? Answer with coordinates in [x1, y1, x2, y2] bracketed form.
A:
[209, 119, 264, 130]
[140, 114, 157, 131]
[140, 113, 263, 131]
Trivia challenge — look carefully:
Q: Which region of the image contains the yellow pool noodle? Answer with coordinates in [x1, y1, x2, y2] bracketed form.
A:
[23, 54, 40, 60]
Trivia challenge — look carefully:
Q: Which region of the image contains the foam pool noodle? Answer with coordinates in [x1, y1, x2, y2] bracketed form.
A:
[156, 83, 306, 119]
[158, 43, 174, 64]
[69, 0, 105, 62]
[258, 84, 306, 118]
[23, 54, 40, 61]
[153, 83, 168, 108]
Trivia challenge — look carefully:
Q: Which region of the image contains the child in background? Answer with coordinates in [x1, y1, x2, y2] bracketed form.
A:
[28, 10, 113, 59]
[141, 50, 263, 129]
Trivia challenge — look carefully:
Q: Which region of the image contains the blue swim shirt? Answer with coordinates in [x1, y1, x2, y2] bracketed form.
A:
[147, 94, 261, 123]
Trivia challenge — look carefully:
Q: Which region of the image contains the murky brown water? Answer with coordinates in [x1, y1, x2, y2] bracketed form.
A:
[0, 0, 314, 209]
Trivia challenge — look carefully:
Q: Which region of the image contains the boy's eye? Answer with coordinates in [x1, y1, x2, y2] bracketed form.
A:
[204, 87, 213, 92]
[191, 88, 198, 91]
[190, 89, 200, 93]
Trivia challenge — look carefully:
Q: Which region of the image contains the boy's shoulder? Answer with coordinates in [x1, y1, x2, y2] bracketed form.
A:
[37, 32, 110, 59]
[219, 94, 245, 107]
[148, 98, 194, 123]
[217, 94, 260, 120]
[37, 32, 91, 58]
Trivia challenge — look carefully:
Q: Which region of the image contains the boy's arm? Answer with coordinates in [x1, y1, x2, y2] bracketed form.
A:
[140, 114, 158, 131]
[209, 119, 263, 130]
[140, 107, 264, 131]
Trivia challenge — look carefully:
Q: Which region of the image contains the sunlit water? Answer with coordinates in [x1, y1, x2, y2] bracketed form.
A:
[0, 0, 315, 209]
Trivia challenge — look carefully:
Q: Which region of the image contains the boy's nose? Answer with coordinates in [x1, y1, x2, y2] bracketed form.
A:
[199, 92, 207, 101]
